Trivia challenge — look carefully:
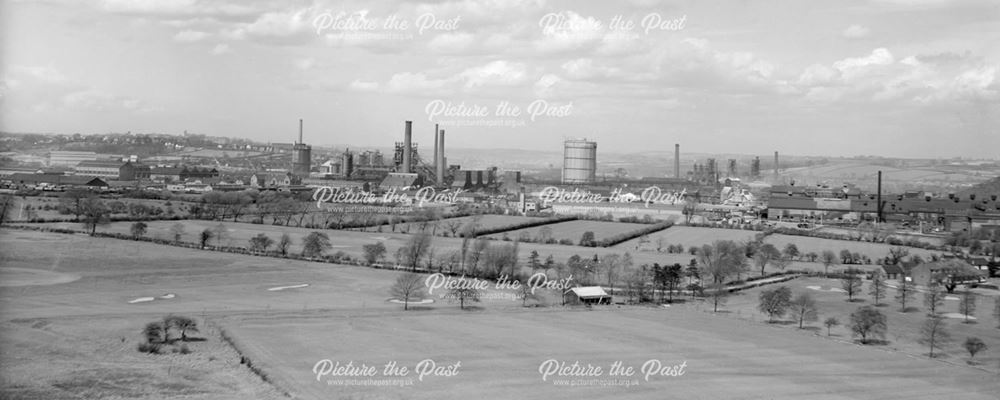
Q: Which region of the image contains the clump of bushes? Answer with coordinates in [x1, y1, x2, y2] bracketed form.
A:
[137, 315, 200, 355]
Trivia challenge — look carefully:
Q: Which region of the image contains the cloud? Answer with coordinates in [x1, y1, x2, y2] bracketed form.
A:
[841, 25, 870, 39]
[174, 30, 208, 42]
[459, 60, 528, 88]
[348, 80, 380, 92]
[211, 43, 231, 55]
[293, 57, 316, 71]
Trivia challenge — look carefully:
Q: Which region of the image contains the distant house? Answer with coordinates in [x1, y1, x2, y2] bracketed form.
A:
[908, 259, 986, 287]
[881, 264, 905, 280]
[150, 166, 219, 183]
[249, 172, 297, 188]
[563, 286, 612, 305]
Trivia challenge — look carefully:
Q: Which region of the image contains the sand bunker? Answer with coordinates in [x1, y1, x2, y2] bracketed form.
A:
[944, 296, 960, 301]
[128, 297, 155, 304]
[805, 286, 847, 293]
[268, 284, 309, 291]
[939, 312, 976, 320]
[0, 267, 81, 287]
[160, 293, 176, 299]
[387, 298, 434, 304]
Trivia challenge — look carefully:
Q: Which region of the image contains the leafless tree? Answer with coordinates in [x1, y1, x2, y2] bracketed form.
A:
[389, 272, 427, 311]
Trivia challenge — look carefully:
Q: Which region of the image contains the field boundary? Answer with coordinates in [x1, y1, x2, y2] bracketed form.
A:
[214, 321, 294, 398]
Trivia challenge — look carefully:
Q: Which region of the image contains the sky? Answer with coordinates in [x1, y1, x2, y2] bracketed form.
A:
[1, 0, 998, 159]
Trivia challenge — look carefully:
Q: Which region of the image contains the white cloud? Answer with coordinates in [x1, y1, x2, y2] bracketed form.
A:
[427, 32, 476, 53]
[174, 30, 208, 42]
[61, 89, 161, 113]
[293, 57, 316, 71]
[459, 60, 528, 88]
[348, 80, 380, 92]
[842, 25, 870, 39]
[211, 43, 231, 55]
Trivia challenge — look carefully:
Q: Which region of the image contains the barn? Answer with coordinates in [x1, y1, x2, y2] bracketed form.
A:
[563, 286, 612, 305]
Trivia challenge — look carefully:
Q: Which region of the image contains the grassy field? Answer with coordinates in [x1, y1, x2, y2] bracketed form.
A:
[1, 230, 998, 398]
[718, 276, 1000, 370]
[394, 214, 544, 235]
[764, 233, 942, 262]
[486, 220, 650, 243]
[612, 226, 761, 251]
[25, 219, 700, 270]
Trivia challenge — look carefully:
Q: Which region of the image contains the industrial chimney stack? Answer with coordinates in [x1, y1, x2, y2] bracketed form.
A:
[436, 129, 446, 185]
[403, 121, 412, 173]
[674, 144, 680, 179]
[298, 119, 303, 144]
[774, 151, 779, 177]
[433, 124, 439, 175]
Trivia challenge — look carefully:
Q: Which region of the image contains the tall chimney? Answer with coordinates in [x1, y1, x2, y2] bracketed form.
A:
[876, 170, 883, 223]
[403, 121, 412, 173]
[298, 119, 303, 144]
[433, 124, 439, 172]
[674, 144, 680, 179]
[774, 151, 779, 177]
[436, 129, 446, 185]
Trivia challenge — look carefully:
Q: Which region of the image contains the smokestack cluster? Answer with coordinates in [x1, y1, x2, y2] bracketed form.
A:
[403, 121, 412, 173]
[674, 144, 680, 179]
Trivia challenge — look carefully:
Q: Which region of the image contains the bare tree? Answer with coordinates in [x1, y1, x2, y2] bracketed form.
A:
[849, 306, 887, 344]
[399, 232, 433, 271]
[820, 250, 837, 275]
[824, 317, 839, 336]
[752, 243, 781, 277]
[706, 282, 729, 313]
[924, 284, 945, 316]
[918, 316, 951, 358]
[169, 222, 185, 243]
[896, 277, 916, 312]
[791, 292, 819, 328]
[277, 233, 292, 256]
[841, 274, 862, 301]
[164, 315, 199, 342]
[446, 286, 482, 310]
[249, 233, 274, 253]
[389, 272, 427, 311]
[758, 286, 792, 322]
[869, 270, 888, 306]
[301, 232, 332, 258]
[80, 197, 110, 235]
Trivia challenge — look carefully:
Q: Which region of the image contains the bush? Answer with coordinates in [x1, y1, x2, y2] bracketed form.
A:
[137, 342, 162, 354]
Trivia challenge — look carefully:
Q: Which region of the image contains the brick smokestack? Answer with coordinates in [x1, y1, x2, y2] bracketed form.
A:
[433, 124, 439, 175]
[403, 121, 412, 173]
[436, 129, 445, 185]
[298, 119, 303, 144]
[774, 151, 779, 177]
[674, 143, 680, 179]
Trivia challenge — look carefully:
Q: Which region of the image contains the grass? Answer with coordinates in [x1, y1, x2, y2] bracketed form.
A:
[764, 233, 942, 261]
[393, 214, 544, 235]
[1, 230, 998, 399]
[719, 276, 1000, 368]
[611, 226, 760, 251]
[487, 220, 649, 243]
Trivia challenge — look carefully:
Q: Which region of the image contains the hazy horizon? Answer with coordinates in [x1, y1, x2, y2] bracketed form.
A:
[2, 0, 998, 159]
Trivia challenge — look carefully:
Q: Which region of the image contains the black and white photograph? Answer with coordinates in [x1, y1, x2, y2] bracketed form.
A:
[1, 0, 999, 398]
